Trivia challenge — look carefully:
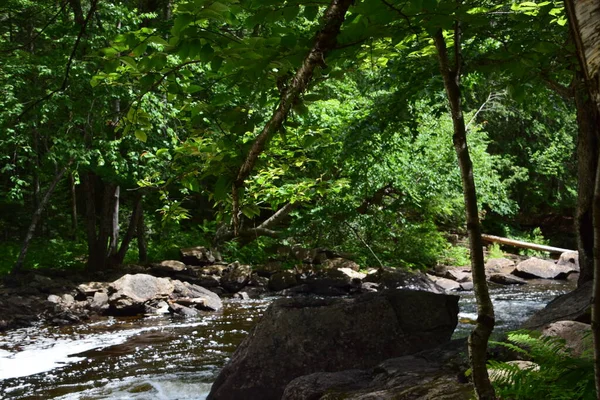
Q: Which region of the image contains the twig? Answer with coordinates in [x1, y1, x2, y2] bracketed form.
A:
[344, 221, 385, 268]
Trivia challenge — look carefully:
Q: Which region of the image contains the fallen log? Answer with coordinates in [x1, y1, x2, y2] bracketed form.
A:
[481, 234, 574, 255]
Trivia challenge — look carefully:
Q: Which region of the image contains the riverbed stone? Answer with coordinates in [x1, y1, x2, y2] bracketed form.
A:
[427, 274, 461, 292]
[90, 291, 109, 311]
[151, 260, 186, 276]
[365, 267, 444, 293]
[485, 258, 515, 273]
[109, 274, 174, 304]
[220, 262, 252, 293]
[320, 257, 360, 271]
[269, 271, 298, 291]
[521, 280, 591, 330]
[445, 269, 471, 282]
[170, 280, 222, 311]
[207, 290, 459, 400]
[76, 282, 108, 297]
[513, 257, 577, 280]
[557, 251, 579, 271]
[180, 246, 219, 265]
[489, 273, 527, 285]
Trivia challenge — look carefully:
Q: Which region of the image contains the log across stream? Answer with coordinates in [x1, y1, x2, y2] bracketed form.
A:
[0, 280, 575, 399]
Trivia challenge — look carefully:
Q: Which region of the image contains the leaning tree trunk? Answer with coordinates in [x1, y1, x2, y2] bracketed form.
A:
[564, 0, 600, 396]
[231, 0, 353, 235]
[433, 28, 496, 399]
[13, 161, 72, 273]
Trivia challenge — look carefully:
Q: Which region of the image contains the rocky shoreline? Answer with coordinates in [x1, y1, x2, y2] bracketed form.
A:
[0, 246, 581, 332]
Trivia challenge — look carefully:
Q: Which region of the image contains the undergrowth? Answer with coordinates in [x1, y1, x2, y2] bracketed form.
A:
[488, 330, 595, 399]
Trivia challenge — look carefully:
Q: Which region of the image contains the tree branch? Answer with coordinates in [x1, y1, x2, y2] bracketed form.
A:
[232, 0, 353, 235]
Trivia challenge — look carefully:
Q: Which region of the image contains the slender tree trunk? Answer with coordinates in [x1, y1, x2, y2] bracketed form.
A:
[114, 194, 143, 265]
[82, 172, 102, 271]
[32, 127, 40, 214]
[564, 0, 600, 396]
[137, 207, 148, 263]
[13, 162, 72, 273]
[108, 185, 120, 257]
[231, 0, 353, 234]
[70, 172, 78, 240]
[433, 29, 495, 400]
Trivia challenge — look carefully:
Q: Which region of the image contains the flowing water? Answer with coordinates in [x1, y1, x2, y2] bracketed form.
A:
[0, 281, 576, 399]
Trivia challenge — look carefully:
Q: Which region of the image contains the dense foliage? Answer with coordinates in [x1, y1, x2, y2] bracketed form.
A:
[0, 0, 579, 273]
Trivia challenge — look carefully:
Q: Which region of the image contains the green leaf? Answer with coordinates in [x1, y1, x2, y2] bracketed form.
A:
[132, 43, 147, 57]
[199, 43, 215, 61]
[135, 130, 148, 142]
[211, 56, 224, 72]
[120, 56, 137, 69]
[214, 176, 231, 201]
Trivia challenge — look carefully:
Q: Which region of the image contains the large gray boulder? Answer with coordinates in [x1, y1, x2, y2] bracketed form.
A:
[107, 274, 222, 315]
[542, 320, 592, 357]
[521, 281, 591, 330]
[109, 274, 174, 313]
[207, 290, 459, 400]
[513, 257, 577, 280]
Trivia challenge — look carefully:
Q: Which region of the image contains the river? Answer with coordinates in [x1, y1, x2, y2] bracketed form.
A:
[0, 280, 575, 399]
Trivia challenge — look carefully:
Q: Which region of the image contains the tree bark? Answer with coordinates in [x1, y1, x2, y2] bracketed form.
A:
[564, 0, 600, 396]
[231, 0, 353, 235]
[13, 162, 72, 273]
[433, 29, 496, 400]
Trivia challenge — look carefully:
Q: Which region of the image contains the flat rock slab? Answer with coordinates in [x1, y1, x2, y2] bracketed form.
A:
[427, 274, 461, 292]
[513, 257, 576, 280]
[207, 290, 459, 400]
[283, 339, 471, 400]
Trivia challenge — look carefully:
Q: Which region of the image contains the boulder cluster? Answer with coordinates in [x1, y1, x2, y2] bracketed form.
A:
[427, 251, 580, 292]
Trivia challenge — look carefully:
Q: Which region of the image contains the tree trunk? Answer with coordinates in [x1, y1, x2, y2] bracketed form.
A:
[82, 172, 103, 271]
[13, 162, 71, 273]
[564, 0, 600, 396]
[433, 29, 496, 400]
[231, 0, 354, 234]
[575, 76, 599, 286]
